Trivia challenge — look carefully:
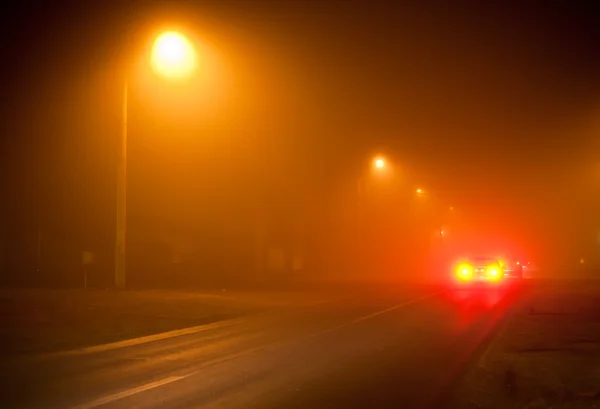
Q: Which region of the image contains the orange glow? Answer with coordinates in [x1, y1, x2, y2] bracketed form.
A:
[416, 188, 423, 194]
[151, 31, 197, 79]
[516, 261, 520, 265]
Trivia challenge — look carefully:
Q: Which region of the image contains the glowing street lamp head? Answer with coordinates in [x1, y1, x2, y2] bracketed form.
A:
[374, 157, 386, 169]
[151, 31, 197, 79]
[416, 188, 423, 194]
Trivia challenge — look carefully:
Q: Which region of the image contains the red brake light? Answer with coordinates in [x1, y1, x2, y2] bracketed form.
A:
[456, 263, 473, 280]
[487, 265, 501, 281]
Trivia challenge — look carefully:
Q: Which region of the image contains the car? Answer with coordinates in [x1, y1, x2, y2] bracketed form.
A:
[452, 256, 505, 286]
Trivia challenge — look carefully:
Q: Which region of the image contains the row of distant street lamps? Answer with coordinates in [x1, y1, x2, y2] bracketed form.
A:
[366, 155, 454, 211]
[112, 28, 457, 289]
[354, 155, 453, 266]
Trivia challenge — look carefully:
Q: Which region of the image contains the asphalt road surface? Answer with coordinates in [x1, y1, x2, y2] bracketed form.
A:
[2, 284, 521, 409]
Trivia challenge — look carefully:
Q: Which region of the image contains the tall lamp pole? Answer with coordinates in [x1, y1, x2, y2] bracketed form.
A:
[114, 30, 198, 289]
[115, 80, 128, 289]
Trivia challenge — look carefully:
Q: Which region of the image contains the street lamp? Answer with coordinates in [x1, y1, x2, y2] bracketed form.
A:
[374, 157, 386, 169]
[355, 155, 392, 268]
[115, 30, 198, 289]
[150, 31, 198, 79]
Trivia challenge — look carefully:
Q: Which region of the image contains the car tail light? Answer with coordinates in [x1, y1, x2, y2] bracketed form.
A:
[487, 266, 501, 281]
[456, 264, 473, 280]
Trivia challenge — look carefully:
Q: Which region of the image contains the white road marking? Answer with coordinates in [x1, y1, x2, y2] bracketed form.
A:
[304, 293, 357, 306]
[71, 375, 192, 409]
[49, 294, 350, 360]
[348, 292, 441, 325]
[302, 291, 442, 339]
[51, 318, 245, 357]
[69, 291, 440, 408]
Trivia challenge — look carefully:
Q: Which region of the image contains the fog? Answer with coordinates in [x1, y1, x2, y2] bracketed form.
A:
[1, 1, 600, 288]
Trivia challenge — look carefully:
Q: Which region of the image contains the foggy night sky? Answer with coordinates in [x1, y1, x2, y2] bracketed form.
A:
[1, 1, 600, 266]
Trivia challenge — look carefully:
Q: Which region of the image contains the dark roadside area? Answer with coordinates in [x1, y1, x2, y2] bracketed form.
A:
[448, 280, 600, 409]
[0, 285, 348, 357]
[0, 288, 248, 357]
[0, 279, 444, 358]
[0, 280, 438, 358]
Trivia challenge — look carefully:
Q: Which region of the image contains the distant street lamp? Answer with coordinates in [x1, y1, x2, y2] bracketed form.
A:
[356, 155, 392, 266]
[115, 30, 198, 289]
[416, 187, 445, 204]
[358, 155, 391, 196]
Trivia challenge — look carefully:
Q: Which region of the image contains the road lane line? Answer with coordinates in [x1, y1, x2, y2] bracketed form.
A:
[69, 291, 442, 408]
[50, 295, 353, 359]
[349, 292, 441, 325]
[303, 291, 443, 339]
[51, 318, 245, 357]
[304, 293, 357, 306]
[69, 343, 281, 409]
[47, 293, 351, 361]
[71, 375, 191, 409]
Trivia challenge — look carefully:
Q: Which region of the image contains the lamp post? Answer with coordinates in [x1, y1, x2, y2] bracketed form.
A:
[115, 80, 128, 289]
[115, 30, 197, 289]
[357, 156, 388, 236]
[355, 156, 390, 273]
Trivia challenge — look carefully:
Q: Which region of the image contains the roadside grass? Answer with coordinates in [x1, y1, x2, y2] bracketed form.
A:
[0, 288, 320, 355]
[451, 284, 600, 409]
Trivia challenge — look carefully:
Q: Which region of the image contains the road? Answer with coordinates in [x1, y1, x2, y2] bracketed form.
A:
[2, 284, 521, 409]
